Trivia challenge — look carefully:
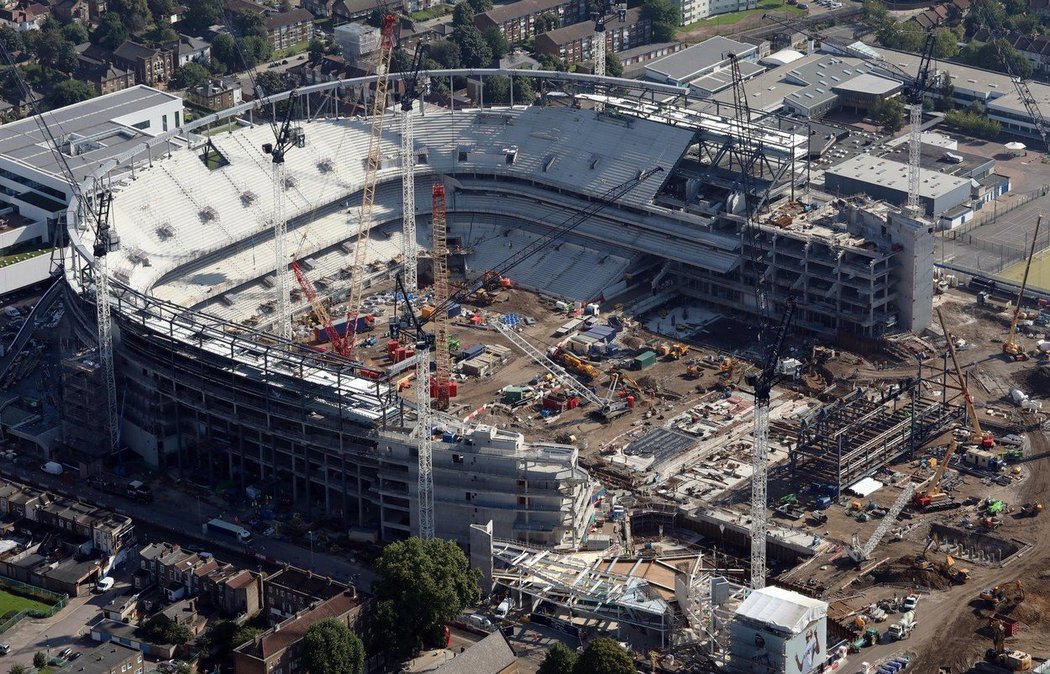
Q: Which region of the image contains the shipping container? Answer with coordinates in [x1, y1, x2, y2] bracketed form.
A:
[460, 344, 485, 360]
[633, 351, 657, 370]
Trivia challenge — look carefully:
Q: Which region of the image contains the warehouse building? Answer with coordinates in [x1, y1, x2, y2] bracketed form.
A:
[824, 154, 973, 217]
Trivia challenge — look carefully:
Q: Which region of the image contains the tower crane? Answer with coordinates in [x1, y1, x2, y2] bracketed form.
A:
[745, 296, 796, 589]
[0, 42, 120, 453]
[761, 15, 937, 215]
[590, 0, 626, 112]
[430, 184, 455, 410]
[345, 12, 399, 357]
[847, 481, 917, 563]
[937, 308, 994, 447]
[1004, 214, 1043, 360]
[399, 43, 427, 294]
[388, 169, 660, 539]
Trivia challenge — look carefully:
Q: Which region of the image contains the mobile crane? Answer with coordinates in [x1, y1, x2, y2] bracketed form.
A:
[1004, 214, 1042, 360]
[937, 308, 995, 448]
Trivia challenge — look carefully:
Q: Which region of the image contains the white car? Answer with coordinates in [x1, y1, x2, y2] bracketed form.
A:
[902, 594, 919, 611]
[94, 576, 114, 593]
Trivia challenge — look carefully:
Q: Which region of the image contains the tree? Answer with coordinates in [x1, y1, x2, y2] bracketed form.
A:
[512, 75, 534, 104]
[936, 72, 954, 111]
[871, 96, 905, 134]
[366, 7, 384, 27]
[861, 0, 891, 31]
[138, 614, 192, 645]
[60, 22, 88, 46]
[180, 0, 224, 33]
[931, 27, 958, 59]
[143, 23, 178, 44]
[539, 642, 578, 674]
[944, 108, 1002, 138]
[301, 618, 365, 674]
[48, 78, 96, 106]
[91, 12, 129, 51]
[466, 0, 492, 13]
[308, 36, 327, 62]
[875, 21, 925, 53]
[428, 39, 461, 69]
[534, 12, 559, 33]
[453, 24, 492, 67]
[640, 0, 678, 41]
[483, 26, 509, 60]
[453, 2, 475, 27]
[32, 652, 47, 669]
[254, 69, 285, 97]
[235, 10, 268, 40]
[0, 25, 23, 53]
[605, 52, 623, 77]
[8, 665, 29, 674]
[172, 61, 209, 89]
[537, 52, 567, 71]
[211, 33, 238, 70]
[32, 31, 77, 73]
[147, 0, 175, 22]
[108, 0, 151, 33]
[573, 638, 635, 674]
[370, 537, 481, 654]
[238, 35, 272, 68]
[483, 74, 510, 103]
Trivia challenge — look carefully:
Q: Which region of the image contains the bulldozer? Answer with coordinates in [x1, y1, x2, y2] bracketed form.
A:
[987, 619, 1033, 671]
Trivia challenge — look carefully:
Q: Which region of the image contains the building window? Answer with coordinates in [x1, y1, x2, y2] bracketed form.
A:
[175, 111, 180, 127]
[162, 114, 168, 132]
[132, 120, 150, 130]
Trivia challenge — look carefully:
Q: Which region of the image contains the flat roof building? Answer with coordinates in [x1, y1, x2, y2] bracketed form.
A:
[644, 36, 758, 93]
[824, 154, 972, 216]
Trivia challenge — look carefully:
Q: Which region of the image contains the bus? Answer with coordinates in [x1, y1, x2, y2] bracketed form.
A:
[204, 518, 251, 543]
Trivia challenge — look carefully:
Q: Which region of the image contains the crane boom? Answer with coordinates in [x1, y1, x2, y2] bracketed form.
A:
[937, 308, 991, 446]
[345, 14, 398, 357]
[291, 261, 343, 351]
[848, 481, 916, 563]
[431, 184, 454, 409]
[400, 43, 426, 293]
[1005, 215, 1043, 356]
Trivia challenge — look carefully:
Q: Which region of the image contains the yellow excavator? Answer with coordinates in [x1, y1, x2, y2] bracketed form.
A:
[980, 580, 1025, 611]
[988, 619, 1033, 671]
[1004, 214, 1042, 361]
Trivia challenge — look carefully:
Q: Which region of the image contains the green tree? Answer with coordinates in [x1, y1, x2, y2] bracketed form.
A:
[138, 614, 193, 645]
[944, 108, 1002, 138]
[235, 10, 268, 40]
[172, 61, 209, 89]
[238, 35, 272, 68]
[254, 69, 285, 97]
[32, 30, 77, 73]
[366, 7, 385, 27]
[147, 0, 175, 21]
[931, 27, 958, 58]
[453, 24, 492, 67]
[8, 664, 30, 674]
[539, 642, 578, 674]
[876, 21, 925, 53]
[453, 2, 475, 27]
[428, 39, 461, 68]
[48, 78, 95, 106]
[483, 74, 510, 103]
[108, 0, 151, 33]
[871, 96, 905, 134]
[143, 23, 178, 44]
[301, 618, 365, 674]
[862, 0, 891, 30]
[512, 75, 534, 103]
[936, 72, 954, 112]
[370, 537, 482, 654]
[211, 33, 238, 69]
[60, 22, 89, 46]
[537, 52, 567, 71]
[0, 25, 23, 53]
[640, 0, 678, 40]
[573, 638, 635, 674]
[180, 0, 224, 33]
[605, 52, 623, 77]
[467, 0, 492, 12]
[534, 12, 559, 33]
[483, 26, 509, 60]
[308, 36, 327, 62]
[32, 653, 47, 669]
[91, 12, 129, 50]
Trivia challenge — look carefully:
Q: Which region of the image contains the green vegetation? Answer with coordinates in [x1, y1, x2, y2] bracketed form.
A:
[679, 0, 802, 32]
[196, 619, 264, 671]
[0, 583, 54, 613]
[409, 4, 453, 21]
[944, 108, 1002, 139]
[32, 653, 47, 669]
[273, 41, 309, 59]
[539, 642, 578, 674]
[367, 537, 481, 655]
[301, 619, 364, 674]
[137, 614, 193, 645]
[871, 97, 905, 134]
[0, 249, 48, 270]
[573, 639, 635, 674]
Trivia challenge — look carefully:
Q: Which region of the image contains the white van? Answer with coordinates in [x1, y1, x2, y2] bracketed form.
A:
[495, 598, 512, 619]
[467, 614, 492, 630]
[94, 576, 114, 593]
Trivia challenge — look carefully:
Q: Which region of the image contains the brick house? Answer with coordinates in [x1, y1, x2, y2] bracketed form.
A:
[534, 7, 649, 64]
[188, 78, 242, 110]
[265, 8, 314, 51]
[474, 0, 586, 44]
[262, 566, 347, 624]
[113, 40, 176, 86]
[0, 2, 49, 32]
[52, 0, 89, 23]
[232, 591, 362, 674]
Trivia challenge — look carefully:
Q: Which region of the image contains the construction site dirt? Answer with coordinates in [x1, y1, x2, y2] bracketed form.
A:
[346, 278, 1050, 672]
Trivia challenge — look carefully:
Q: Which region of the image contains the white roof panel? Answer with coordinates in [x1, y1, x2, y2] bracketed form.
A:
[735, 586, 828, 634]
[846, 476, 884, 497]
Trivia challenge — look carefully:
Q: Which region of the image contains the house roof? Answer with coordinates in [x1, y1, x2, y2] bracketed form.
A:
[114, 40, 162, 60]
[236, 591, 360, 660]
[535, 6, 644, 47]
[644, 36, 755, 83]
[265, 7, 312, 28]
[477, 0, 568, 25]
[432, 631, 516, 674]
[265, 566, 347, 601]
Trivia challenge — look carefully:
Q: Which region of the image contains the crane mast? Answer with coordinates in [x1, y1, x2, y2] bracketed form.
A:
[431, 185, 454, 410]
[1005, 215, 1043, 357]
[748, 297, 796, 589]
[272, 161, 291, 340]
[937, 308, 992, 446]
[416, 340, 435, 539]
[345, 13, 398, 357]
[94, 191, 120, 453]
[400, 44, 426, 294]
[590, 1, 625, 112]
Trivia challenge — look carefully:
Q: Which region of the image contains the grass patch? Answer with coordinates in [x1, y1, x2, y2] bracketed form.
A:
[410, 4, 452, 20]
[0, 587, 55, 616]
[0, 248, 48, 269]
[273, 41, 309, 59]
[678, 0, 804, 31]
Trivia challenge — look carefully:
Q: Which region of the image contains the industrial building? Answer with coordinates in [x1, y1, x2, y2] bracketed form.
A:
[824, 154, 973, 217]
[644, 36, 761, 95]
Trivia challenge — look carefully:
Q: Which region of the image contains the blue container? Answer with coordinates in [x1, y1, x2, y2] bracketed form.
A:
[447, 303, 462, 318]
[462, 344, 485, 360]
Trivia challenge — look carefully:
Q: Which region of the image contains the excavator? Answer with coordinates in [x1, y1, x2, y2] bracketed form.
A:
[1003, 215, 1042, 361]
[913, 439, 957, 510]
[980, 580, 1025, 613]
[987, 619, 1033, 671]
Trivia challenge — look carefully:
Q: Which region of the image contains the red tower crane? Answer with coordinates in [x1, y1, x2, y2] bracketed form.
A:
[429, 184, 456, 409]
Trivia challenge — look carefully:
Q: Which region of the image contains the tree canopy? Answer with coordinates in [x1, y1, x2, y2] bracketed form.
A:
[60, 22, 89, 46]
[466, 0, 492, 13]
[173, 61, 209, 89]
[605, 52, 623, 78]
[483, 26, 509, 60]
[107, 0, 151, 33]
[137, 614, 193, 645]
[871, 96, 905, 134]
[301, 618, 365, 674]
[452, 24, 492, 67]
[48, 79, 96, 107]
[91, 13, 129, 51]
[31, 29, 77, 73]
[370, 537, 482, 654]
[640, 0, 678, 41]
[180, 0, 224, 33]
[452, 2, 475, 27]
[539, 642, 578, 674]
[574, 638, 636, 674]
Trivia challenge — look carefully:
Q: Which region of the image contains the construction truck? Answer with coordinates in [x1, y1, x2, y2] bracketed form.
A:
[987, 619, 1033, 671]
[555, 350, 599, 380]
[887, 611, 916, 641]
[945, 554, 970, 584]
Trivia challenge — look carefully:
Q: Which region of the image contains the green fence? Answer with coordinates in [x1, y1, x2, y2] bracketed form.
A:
[0, 575, 67, 635]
